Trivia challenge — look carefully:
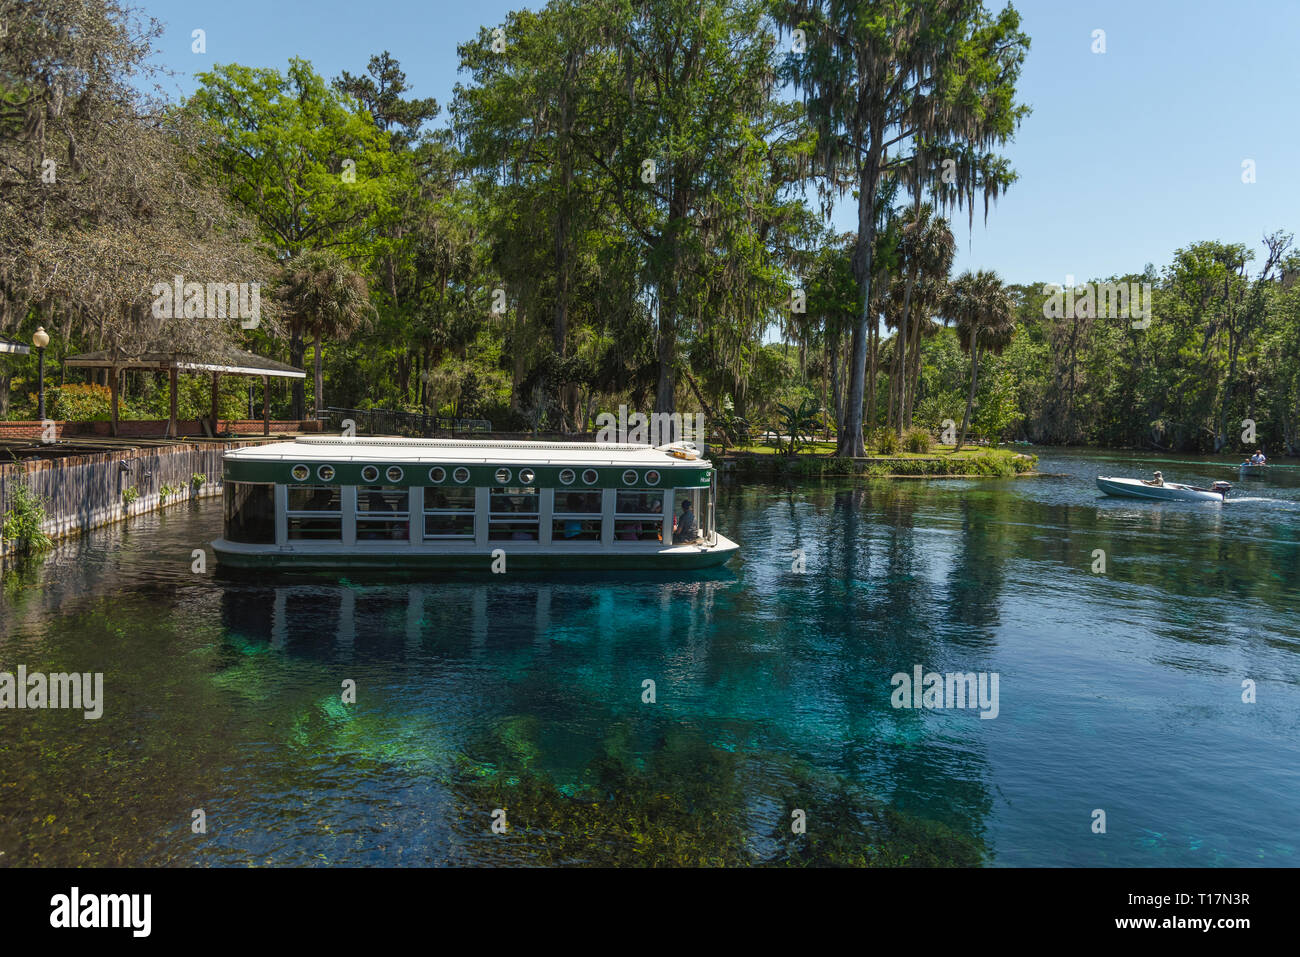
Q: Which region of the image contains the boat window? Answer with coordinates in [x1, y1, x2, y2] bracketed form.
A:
[614, 490, 664, 543]
[224, 482, 275, 544]
[553, 490, 602, 543]
[423, 486, 475, 540]
[489, 487, 539, 541]
[357, 486, 410, 542]
[669, 487, 711, 545]
[286, 485, 342, 541]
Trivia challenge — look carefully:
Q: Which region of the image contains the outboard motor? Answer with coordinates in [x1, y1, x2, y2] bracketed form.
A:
[1212, 481, 1232, 498]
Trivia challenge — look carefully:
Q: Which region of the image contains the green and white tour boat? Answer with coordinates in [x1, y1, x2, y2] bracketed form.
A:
[213, 436, 738, 572]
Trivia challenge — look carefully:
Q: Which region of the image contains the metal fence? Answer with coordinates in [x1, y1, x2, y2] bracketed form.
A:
[321, 407, 492, 438]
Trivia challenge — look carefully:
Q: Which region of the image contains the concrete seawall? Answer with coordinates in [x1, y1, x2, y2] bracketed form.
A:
[0, 440, 272, 558]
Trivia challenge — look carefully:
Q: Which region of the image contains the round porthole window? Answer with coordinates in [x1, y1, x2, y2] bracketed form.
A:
[291, 464, 310, 481]
[644, 470, 660, 486]
[317, 464, 335, 481]
[360, 465, 379, 483]
[582, 468, 599, 485]
[495, 468, 512, 484]
[519, 468, 535, 484]
[622, 469, 638, 485]
[453, 467, 470, 484]
[429, 466, 446, 484]
[559, 468, 576, 485]
[386, 466, 404, 483]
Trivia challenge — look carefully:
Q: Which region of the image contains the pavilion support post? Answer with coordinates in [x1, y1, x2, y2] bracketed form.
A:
[210, 372, 220, 435]
[167, 367, 178, 439]
[263, 376, 270, 436]
[109, 366, 120, 438]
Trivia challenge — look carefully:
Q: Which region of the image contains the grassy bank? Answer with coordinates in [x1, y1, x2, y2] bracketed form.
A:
[724, 444, 1037, 479]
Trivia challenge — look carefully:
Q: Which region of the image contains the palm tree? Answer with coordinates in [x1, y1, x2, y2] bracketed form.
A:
[280, 251, 374, 415]
[893, 203, 955, 432]
[946, 269, 1015, 451]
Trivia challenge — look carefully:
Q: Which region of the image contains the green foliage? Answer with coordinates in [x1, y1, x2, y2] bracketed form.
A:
[50, 383, 112, 421]
[902, 427, 934, 453]
[1, 484, 52, 554]
[872, 427, 900, 455]
[121, 486, 139, 507]
[774, 398, 822, 456]
[191, 473, 207, 488]
[158, 484, 180, 504]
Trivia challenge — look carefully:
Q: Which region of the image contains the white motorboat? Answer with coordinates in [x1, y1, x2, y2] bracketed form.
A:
[1096, 476, 1231, 502]
[1239, 462, 1269, 478]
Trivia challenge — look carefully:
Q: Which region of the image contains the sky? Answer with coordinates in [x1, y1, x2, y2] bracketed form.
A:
[134, 0, 1300, 287]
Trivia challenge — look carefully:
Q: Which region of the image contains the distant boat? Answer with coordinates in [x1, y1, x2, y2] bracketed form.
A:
[1097, 476, 1231, 502]
[1239, 462, 1269, 478]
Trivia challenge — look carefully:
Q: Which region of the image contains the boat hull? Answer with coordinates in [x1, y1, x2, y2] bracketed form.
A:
[1239, 464, 1268, 478]
[1096, 476, 1225, 502]
[213, 534, 740, 572]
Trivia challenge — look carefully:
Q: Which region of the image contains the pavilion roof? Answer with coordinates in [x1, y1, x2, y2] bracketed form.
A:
[62, 346, 305, 379]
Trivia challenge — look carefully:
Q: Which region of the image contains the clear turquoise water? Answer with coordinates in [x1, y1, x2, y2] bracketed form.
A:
[1, 449, 1297, 866]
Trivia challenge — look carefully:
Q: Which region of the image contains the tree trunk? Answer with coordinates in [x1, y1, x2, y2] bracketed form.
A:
[838, 147, 882, 458]
[290, 330, 305, 420]
[654, 279, 678, 418]
[957, 332, 981, 451]
[895, 262, 918, 434]
[903, 312, 924, 429]
[313, 332, 324, 415]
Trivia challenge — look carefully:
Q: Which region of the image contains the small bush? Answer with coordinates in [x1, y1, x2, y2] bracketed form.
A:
[50, 383, 112, 421]
[1, 483, 52, 553]
[191, 472, 207, 488]
[872, 428, 900, 455]
[159, 483, 180, 504]
[122, 486, 139, 507]
[902, 427, 934, 454]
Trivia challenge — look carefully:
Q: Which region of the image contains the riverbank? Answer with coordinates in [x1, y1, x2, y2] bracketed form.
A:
[723, 445, 1038, 479]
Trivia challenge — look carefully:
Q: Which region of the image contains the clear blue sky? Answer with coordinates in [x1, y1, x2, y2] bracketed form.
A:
[138, 0, 1300, 286]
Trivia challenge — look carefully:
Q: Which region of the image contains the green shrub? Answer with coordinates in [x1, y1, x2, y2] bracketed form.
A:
[50, 383, 112, 421]
[872, 428, 900, 455]
[122, 486, 139, 507]
[1, 483, 52, 553]
[191, 472, 207, 488]
[902, 427, 934, 454]
[159, 483, 180, 504]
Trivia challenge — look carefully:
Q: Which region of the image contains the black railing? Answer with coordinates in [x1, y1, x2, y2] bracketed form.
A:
[321, 407, 491, 438]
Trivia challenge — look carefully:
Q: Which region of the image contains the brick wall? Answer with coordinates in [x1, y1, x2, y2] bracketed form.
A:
[0, 419, 321, 439]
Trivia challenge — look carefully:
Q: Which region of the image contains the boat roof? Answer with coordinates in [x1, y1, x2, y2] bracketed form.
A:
[224, 436, 710, 467]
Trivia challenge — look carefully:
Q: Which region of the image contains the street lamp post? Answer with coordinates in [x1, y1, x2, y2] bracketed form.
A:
[32, 326, 49, 421]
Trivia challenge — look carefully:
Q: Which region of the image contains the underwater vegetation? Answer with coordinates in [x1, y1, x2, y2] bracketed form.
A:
[450, 719, 985, 867]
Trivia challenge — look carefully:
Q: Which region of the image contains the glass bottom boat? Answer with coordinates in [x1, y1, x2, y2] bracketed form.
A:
[213, 436, 739, 572]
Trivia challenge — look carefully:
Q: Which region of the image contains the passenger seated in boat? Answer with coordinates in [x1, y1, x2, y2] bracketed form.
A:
[1252, 451, 1267, 464]
[674, 499, 699, 541]
[1142, 471, 1164, 487]
[562, 494, 584, 539]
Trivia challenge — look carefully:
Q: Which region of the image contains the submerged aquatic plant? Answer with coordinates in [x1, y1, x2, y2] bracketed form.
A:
[1, 483, 52, 554]
[448, 719, 986, 867]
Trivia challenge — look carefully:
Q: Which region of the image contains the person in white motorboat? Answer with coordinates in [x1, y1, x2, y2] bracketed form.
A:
[1142, 471, 1165, 487]
[1251, 450, 1267, 465]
